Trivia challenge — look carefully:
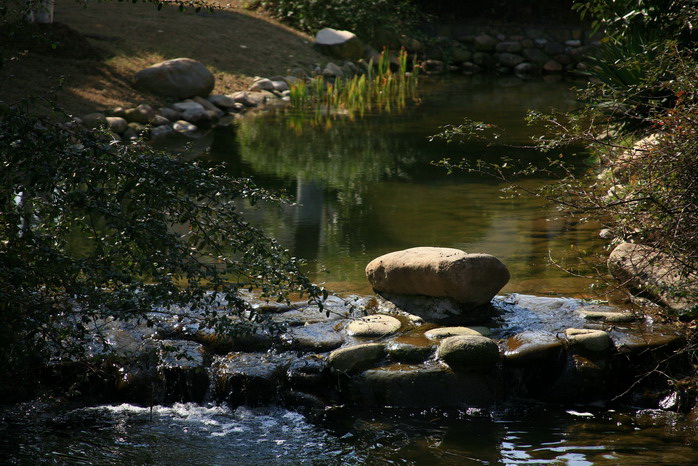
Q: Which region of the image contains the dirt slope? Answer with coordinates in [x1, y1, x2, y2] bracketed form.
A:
[1, 0, 329, 115]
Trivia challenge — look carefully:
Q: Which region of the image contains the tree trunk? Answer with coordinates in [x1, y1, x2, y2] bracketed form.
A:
[26, 0, 55, 24]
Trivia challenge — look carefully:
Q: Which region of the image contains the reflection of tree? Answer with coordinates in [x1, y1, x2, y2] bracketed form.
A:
[236, 112, 424, 194]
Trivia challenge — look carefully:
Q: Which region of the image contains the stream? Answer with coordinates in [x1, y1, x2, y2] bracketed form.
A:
[2, 75, 695, 464]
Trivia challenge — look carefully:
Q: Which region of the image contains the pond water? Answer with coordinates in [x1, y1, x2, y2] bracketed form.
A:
[208, 75, 608, 298]
[5, 76, 695, 463]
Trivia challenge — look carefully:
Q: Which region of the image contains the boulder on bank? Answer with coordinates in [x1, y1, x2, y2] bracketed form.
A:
[134, 58, 215, 99]
[313, 28, 366, 61]
[365, 247, 510, 307]
[608, 242, 697, 314]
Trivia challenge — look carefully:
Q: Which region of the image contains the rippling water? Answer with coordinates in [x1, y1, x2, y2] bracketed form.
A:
[1, 402, 696, 464]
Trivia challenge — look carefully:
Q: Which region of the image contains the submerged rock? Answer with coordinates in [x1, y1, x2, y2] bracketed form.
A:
[366, 248, 509, 306]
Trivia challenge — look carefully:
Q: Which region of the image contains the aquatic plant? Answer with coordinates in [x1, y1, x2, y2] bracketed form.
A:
[288, 48, 420, 128]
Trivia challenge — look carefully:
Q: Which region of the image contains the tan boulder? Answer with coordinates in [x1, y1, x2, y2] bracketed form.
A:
[365, 247, 509, 306]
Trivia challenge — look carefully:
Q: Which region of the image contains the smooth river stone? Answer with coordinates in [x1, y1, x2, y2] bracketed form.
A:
[346, 315, 402, 337]
[503, 331, 562, 362]
[565, 328, 613, 353]
[365, 247, 510, 306]
[437, 335, 500, 370]
[328, 343, 385, 373]
[424, 326, 491, 340]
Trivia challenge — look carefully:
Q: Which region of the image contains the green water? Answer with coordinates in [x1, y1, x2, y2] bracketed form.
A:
[207, 75, 606, 297]
[2, 76, 696, 465]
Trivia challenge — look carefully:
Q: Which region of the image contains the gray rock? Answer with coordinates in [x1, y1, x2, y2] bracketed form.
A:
[134, 58, 215, 99]
[207, 94, 238, 109]
[437, 335, 500, 370]
[514, 62, 541, 77]
[173, 120, 198, 134]
[328, 343, 385, 373]
[323, 62, 344, 78]
[554, 53, 572, 65]
[127, 122, 148, 136]
[461, 62, 482, 74]
[213, 352, 295, 404]
[423, 59, 445, 74]
[193, 96, 224, 116]
[385, 342, 433, 363]
[313, 28, 366, 61]
[523, 48, 549, 63]
[158, 107, 181, 121]
[544, 41, 566, 55]
[350, 363, 502, 407]
[543, 60, 563, 72]
[498, 53, 525, 67]
[565, 39, 582, 47]
[250, 78, 275, 92]
[280, 322, 344, 352]
[150, 124, 175, 142]
[82, 112, 108, 129]
[474, 34, 498, 52]
[608, 242, 697, 313]
[375, 293, 491, 325]
[473, 52, 494, 67]
[124, 104, 156, 124]
[109, 107, 127, 118]
[576, 308, 636, 323]
[150, 115, 170, 127]
[366, 247, 510, 306]
[599, 228, 614, 239]
[496, 41, 523, 53]
[105, 116, 127, 133]
[450, 45, 472, 64]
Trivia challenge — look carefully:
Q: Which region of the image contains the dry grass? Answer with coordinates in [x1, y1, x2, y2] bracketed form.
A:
[1, 0, 329, 115]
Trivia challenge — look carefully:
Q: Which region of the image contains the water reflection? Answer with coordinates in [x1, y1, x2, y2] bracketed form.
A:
[205, 75, 605, 297]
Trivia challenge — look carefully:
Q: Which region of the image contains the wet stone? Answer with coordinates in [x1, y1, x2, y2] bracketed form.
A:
[385, 341, 434, 364]
[157, 340, 206, 369]
[502, 331, 563, 362]
[346, 315, 402, 337]
[576, 305, 637, 323]
[424, 326, 491, 340]
[328, 343, 385, 373]
[350, 363, 502, 407]
[213, 352, 296, 405]
[285, 355, 328, 391]
[437, 335, 500, 371]
[610, 329, 682, 353]
[280, 322, 344, 352]
[565, 328, 613, 353]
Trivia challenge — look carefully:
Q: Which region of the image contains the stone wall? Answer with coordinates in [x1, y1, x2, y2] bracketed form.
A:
[406, 23, 602, 77]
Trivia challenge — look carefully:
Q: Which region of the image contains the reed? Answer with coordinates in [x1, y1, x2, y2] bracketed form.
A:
[289, 48, 420, 126]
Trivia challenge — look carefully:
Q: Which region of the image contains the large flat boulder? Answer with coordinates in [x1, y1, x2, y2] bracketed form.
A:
[608, 242, 697, 314]
[313, 28, 366, 61]
[366, 247, 510, 306]
[134, 58, 215, 99]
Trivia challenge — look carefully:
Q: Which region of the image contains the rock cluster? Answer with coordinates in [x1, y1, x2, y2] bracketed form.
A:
[401, 24, 600, 77]
[65, 278, 684, 411]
